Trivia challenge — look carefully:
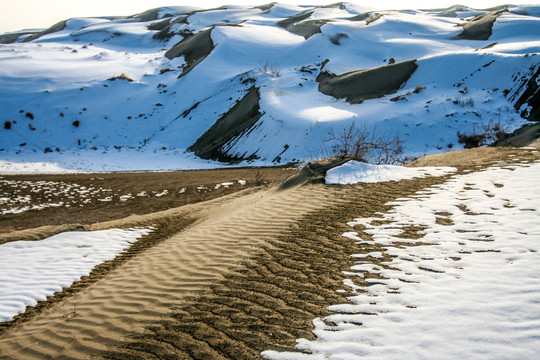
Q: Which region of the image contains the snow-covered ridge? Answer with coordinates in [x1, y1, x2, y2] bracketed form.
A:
[0, 3, 539, 172]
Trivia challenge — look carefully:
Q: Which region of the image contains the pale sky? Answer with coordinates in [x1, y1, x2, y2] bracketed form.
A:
[0, 1, 517, 34]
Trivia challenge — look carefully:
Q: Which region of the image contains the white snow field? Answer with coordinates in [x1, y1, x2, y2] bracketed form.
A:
[325, 160, 456, 184]
[264, 161, 540, 359]
[0, 3, 539, 172]
[0, 227, 152, 322]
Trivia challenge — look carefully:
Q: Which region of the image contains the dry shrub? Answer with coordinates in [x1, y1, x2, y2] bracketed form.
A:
[326, 121, 404, 164]
[457, 119, 511, 149]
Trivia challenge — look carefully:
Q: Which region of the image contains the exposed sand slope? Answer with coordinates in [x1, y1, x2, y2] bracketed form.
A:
[514, 66, 540, 121]
[288, 19, 330, 39]
[317, 60, 418, 104]
[459, 9, 506, 40]
[21, 20, 67, 43]
[165, 28, 215, 77]
[189, 86, 262, 162]
[0, 183, 342, 359]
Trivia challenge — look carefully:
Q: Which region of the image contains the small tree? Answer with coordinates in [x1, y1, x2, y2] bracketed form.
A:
[253, 168, 264, 186]
[326, 121, 404, 164]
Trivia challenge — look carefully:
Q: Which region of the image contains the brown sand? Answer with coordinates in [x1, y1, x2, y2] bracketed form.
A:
[459, 9, 506, 41]
[0, 143, 539, 359]
[317, 59, 418, 104]
[0, 183, 343, 359]
[0, 167, 298, 238]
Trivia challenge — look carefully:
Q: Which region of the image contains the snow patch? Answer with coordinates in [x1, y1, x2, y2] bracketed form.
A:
[0, 227, 153, 322]
[325, 160, 456, 184]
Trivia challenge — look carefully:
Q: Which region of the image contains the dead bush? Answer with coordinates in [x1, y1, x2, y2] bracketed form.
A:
[326, 121, 404, 164]
[108, 73, 134, 82]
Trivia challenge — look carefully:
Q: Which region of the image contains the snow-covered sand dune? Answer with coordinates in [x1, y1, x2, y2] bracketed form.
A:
[264, 160, 540, 359]
[0, 3, 539, 171]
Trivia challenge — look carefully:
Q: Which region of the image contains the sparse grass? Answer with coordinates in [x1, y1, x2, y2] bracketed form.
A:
[453, 97, 475, 107]
[107, 73, 134, 82]
[159, 68, 174, 74]
[326, 121, 404, 164]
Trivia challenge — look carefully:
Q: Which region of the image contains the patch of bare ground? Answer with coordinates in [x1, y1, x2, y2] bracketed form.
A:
[0, 180, 342, 359]
[0, 167, 297, 239]
[407, 138, 540, 168]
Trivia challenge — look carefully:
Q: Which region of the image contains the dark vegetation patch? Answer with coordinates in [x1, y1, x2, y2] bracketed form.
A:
[329, 33, 349, 45]
[457, 119, 511, 149]
[458, 9, 506, 40]
[165, 28, 215, 77]
[23, 20, 67, 43]
[108, 73, 134, 82]
[188, 87, 263, 162]
[316, 59, 418, 104]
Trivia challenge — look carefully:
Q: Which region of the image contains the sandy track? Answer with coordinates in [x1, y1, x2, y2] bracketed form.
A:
[101, 177, 455, 359]
[0, 184, 342, 359]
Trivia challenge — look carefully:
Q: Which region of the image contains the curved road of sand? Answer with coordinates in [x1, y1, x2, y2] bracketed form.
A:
[0, 184, 343, 359]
